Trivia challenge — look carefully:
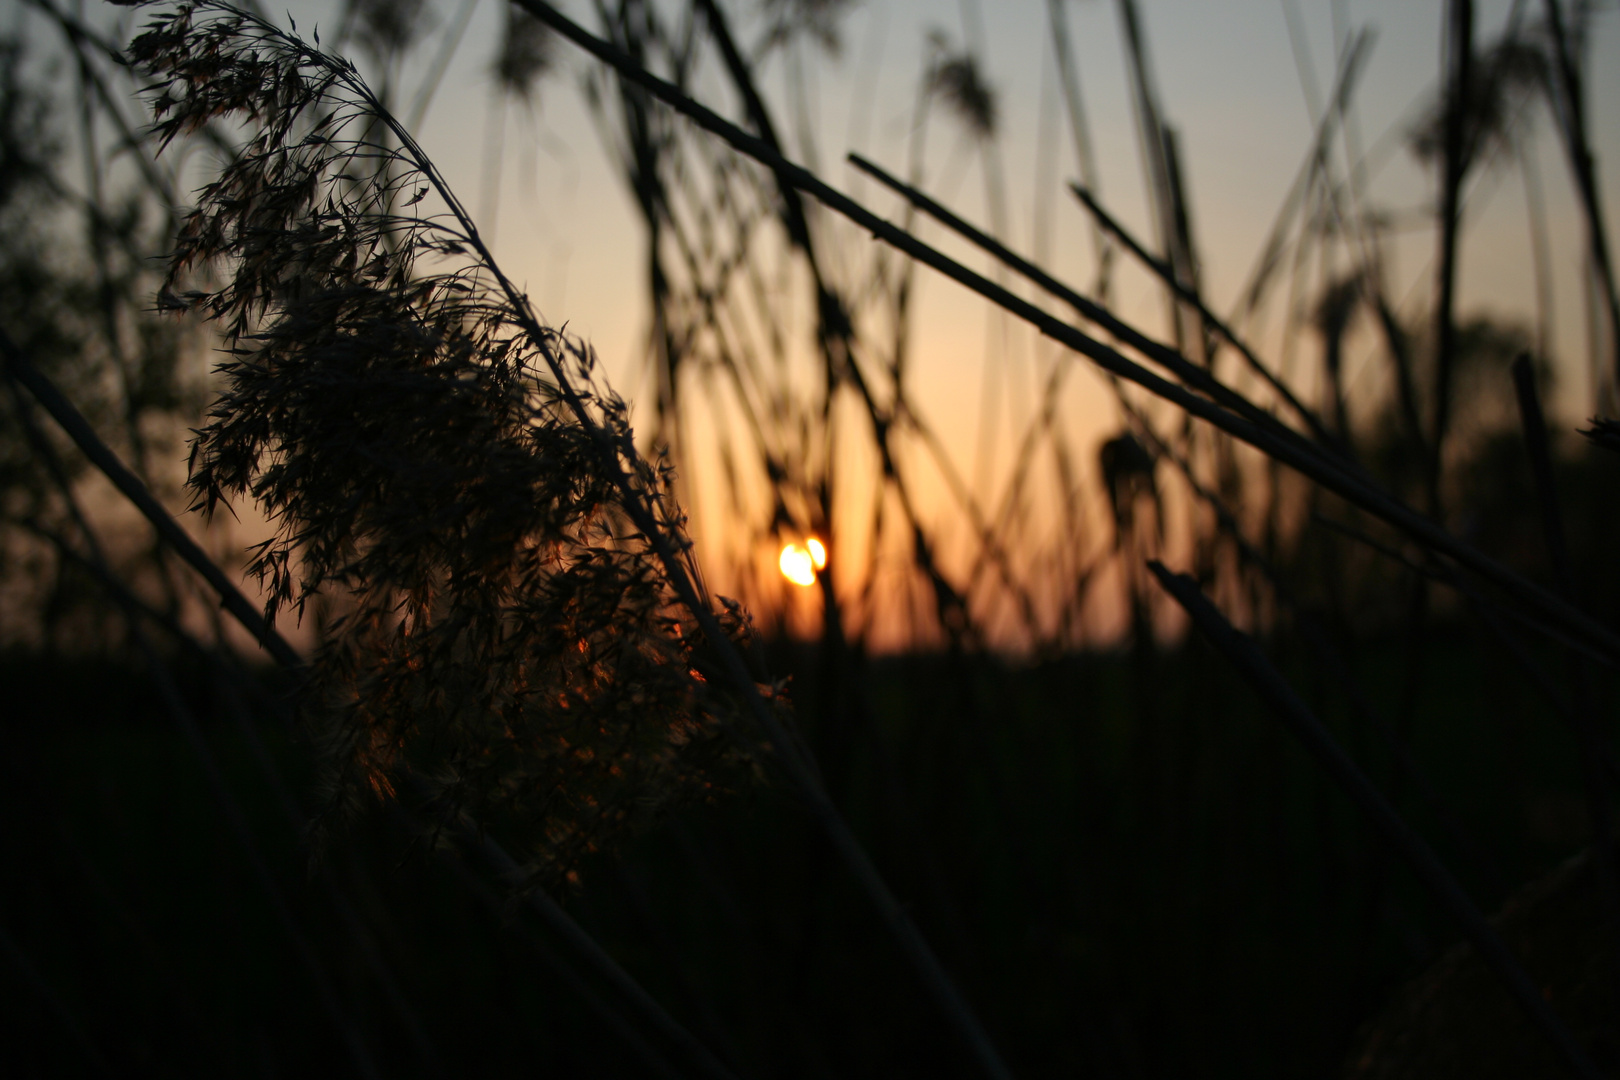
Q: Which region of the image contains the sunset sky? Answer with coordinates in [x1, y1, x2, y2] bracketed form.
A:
[394, 0, 1620, 409]
[270, 0, 1620, 644]
[29, 0, 1620, 649]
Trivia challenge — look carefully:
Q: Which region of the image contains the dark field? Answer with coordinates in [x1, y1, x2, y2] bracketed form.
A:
[3, 627, 1611, 1078]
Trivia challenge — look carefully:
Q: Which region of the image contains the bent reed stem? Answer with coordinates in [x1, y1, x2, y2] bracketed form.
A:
[513, 0, 1620, 668]
[1151, 563, 1605, 1080]
[3, 331, 739, 1080]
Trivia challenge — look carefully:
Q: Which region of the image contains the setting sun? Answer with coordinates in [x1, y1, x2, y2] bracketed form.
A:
[778, 539, 826, 587]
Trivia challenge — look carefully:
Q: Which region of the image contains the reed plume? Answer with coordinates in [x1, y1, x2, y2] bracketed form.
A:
[128, 0, 763, 888]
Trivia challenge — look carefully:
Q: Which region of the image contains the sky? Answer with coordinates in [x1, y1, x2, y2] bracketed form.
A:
[22, 0, 1620, 650]
[390, 0, 1620, 410]
[390, 0, 1620, 643]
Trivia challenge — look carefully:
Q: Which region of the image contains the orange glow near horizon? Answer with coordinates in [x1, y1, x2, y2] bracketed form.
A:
[778, 538, 826, 587]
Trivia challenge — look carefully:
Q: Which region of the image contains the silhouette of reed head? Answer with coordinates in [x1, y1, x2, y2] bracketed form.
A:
[128, 0, 767, 888]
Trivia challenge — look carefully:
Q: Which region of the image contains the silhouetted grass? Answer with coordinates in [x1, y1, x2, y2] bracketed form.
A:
[5, 1, 1620, 1075]
[2, 625, 1610, 1077]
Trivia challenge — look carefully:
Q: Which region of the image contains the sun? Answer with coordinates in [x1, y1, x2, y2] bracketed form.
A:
[778, 537, 827, 587]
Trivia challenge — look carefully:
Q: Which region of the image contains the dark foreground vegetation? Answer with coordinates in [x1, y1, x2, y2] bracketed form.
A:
[2, 625, 1614, 1078]
[4, 0, 1620, 1076]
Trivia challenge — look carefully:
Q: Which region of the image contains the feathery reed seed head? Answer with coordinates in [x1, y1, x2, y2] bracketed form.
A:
[493, 6, 556, 104]
[925, 33, 997, 141]
[130, 0, 768, 888]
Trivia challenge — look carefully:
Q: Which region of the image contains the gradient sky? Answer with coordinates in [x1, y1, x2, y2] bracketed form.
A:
[390, 0, 1620, 641]
[29, 0, 1619, 648]
[391, 0, 1620, 404]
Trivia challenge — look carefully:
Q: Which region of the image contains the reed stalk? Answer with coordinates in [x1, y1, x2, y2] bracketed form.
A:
[1151, 562, 1605, 1080]
[512, 12, 1620, 1063]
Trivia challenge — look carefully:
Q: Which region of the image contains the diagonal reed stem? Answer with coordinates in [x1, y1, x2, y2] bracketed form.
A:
[847, 151, 1317, 456]
[1066, 179, 1332, 448]
[1121, 398, 1510, 896]
[2, 330, 742, 1080]
[509, 0, 1620, 669]
[1, 334, 302, 670]
[411, 789, 741, 1080]
[4, 363, 384, 1080]
[1149, 562, 1605, 1080]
